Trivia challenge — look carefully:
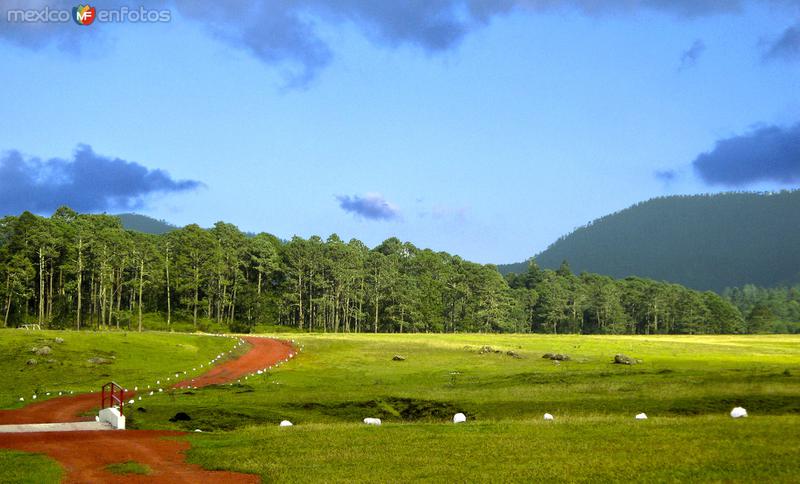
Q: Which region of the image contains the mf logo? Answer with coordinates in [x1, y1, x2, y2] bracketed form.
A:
[72, 4, 95, 25]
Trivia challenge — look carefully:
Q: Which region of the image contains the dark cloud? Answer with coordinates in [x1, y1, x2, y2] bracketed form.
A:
[1, 0, 772, 87]
[337, 193, 400, 220]
[0, 144, 203, 215]
[692, 123, 800, 186]
[679, 39, 705, 70]
[763, 22, 800, 61]
[654, 169, 678, 183]
[519, 0, 744, 17]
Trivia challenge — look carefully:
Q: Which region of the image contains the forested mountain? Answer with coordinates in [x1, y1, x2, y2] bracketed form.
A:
[117, 213, 177, 235]
[498, 191, 800, 292]
[0, 208, 747, 334]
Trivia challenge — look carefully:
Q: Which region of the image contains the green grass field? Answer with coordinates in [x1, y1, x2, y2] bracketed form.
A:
[0, 330, 239, 409]
[2, 332, 800, 482]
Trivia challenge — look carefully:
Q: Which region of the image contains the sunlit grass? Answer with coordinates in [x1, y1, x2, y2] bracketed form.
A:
[0, 329, 238, 409]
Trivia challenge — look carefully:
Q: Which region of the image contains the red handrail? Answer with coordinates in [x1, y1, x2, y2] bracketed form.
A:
[101, 381, 125, 415]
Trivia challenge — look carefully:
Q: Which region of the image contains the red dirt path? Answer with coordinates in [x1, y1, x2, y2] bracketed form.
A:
[0, 336, 294, 483]
[0, 393, 98, 425]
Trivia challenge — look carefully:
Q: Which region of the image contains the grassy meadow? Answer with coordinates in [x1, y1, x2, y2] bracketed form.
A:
[2, 332, 800, 482]
[0, 329, 240, 409]
[139, 333, 800, 482]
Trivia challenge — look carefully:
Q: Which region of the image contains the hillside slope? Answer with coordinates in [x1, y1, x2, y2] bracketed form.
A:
[499, 191, 800, 291]
[117, 213, 177, 234]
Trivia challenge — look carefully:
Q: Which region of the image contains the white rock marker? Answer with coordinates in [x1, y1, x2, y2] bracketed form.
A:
[453, 413, 467, 424]
[635, 413, 648, 420]
[730, 407, 748, 418]
[363, 417, 382, 426]
[543, 413, 554, 421]
[279, 420, 293, 427]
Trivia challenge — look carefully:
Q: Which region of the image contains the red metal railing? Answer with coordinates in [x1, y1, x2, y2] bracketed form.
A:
[101, 381, 125, 415]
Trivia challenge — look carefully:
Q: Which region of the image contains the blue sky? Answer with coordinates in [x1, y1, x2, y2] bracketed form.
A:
[1, 1, 798, 264]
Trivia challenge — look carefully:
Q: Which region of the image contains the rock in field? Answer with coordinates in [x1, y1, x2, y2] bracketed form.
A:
[613, 354, 640, 365]
[32, 346, 52, 355]
[54, 337, 65, 344]
[169, 412, 192, 422]
[542, 353, 570, 361]
[392, 355, 406, 361]
[87, 357, 113, 364]
[26, 358, 38, 365]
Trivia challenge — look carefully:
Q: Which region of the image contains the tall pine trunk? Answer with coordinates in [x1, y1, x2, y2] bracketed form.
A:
[76, 237, 83, 330]
[138, 258, 144, 332]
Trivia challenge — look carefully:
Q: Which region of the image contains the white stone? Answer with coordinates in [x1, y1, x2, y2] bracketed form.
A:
[279, 420, 293, 427]
[194, 429, 203, 432]
[128, 399, 134, 405]
[730, 407, 748, 418]
[363, 417, 382, 426]
[99, 407, 126, 430]
[635, 413, 648, 420]
[32, 395, 37, 400]
[453, 413, 467, 424]
[543, 413, 554, 421]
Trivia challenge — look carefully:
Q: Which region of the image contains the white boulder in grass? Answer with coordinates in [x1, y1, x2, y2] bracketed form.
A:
[730, 407, 748, 418]
[363, 418, 382, 426]
[453, 413, 467, 424]
[543, 413, 554, 421]
[128, 399, 135, 405]
[279, 420, 293, 427]
[194, 429, 203, 432]
[635, 413, 648, 420]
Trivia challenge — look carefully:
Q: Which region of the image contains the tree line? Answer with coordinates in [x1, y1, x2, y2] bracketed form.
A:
[0, 208, 747, 334]
[722, 284, 800, 333]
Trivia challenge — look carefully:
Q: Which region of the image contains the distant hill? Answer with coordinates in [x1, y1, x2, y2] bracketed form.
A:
[498, 191, 800, 292]
[117, 213, 178, 235]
